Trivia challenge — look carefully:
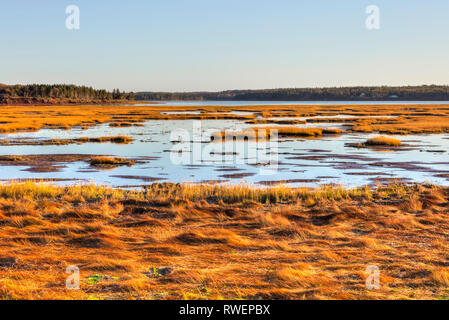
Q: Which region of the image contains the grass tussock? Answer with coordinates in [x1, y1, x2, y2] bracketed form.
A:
[213, 127, 341, 141]
[89, 156, 136, 167]
[109, 122, 133, 127]
[0, 181, 447, 299]
[49, 135, 134, 145]
[255, 127, 323, 137]
[364, 136, 402, 147]
[76, 135, 134, 144]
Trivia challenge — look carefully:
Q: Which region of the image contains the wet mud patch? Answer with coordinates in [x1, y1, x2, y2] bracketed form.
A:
[367, 161, 433, 172]
[110, 175, 168, 183]
[0, 154, 142, 173]
[196, 179, 231, 184]
[0, 154, 94, 173]
[434, 173, 449, 179]
[136, 156, 160, 161]
[425, 150, 446, 153]
[345, 142, 415, 152]
[286, 154, 382, 162]
[214, 167, 245, 173]
[218, 172, 256, 179]
[0, 178, 80, 182]
[368, 177, 412, 185]
[326, 162, 369, 170]
[344, 172, 393, 176]
[257, 179, 319, 186]
[22, 165, 68, 173]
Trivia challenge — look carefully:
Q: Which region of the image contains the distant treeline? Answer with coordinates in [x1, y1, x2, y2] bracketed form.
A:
[136, 85, 449, 101]
[0, 84, 135, 104]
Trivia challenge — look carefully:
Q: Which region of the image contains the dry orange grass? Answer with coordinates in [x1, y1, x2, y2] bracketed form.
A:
[0, 182, 448, 300]
[76, 135, 134, 144]
[214, 127, 331, 141]
[0, 155, 25, 161]
[89, 156, 135, 167]
[254, 127, 324, 137]
[364, 136, 402, 147]
[1, 103, 449, 135]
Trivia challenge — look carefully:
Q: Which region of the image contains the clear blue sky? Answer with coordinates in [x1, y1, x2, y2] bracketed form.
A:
[1, 0, 448, 92]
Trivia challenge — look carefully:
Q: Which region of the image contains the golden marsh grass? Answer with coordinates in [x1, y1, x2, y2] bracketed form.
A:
[364, 136, 402, 147]
[1, 104, 449, 135]
[0, 182, 448, 300]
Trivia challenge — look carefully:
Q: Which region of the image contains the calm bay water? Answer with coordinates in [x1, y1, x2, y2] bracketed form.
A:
[0, 101, 448, 188]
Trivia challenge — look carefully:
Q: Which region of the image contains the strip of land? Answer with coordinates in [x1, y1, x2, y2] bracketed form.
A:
[0, 136, 134, 146]
[135, 85, 449, 101]
[1, 104, 449, 135]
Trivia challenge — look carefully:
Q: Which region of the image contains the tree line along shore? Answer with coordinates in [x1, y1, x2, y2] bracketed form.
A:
[0, 84, 135, 105]
[135, 85, 449, 101]
[2, 84, 449, 105]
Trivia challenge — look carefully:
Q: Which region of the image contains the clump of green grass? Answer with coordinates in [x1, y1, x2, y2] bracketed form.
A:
[364, 136, 402, 147]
